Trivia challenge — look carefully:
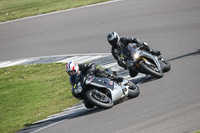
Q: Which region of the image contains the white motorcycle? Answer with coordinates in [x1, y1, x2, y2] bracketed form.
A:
[70, 70, 140, 109]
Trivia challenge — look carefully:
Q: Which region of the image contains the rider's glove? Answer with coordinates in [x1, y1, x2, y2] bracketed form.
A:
[118, 59, 127, 70]
[141, 42, 150, 51]
[119, 57, 125, 61]
[142, 42, 149, 47]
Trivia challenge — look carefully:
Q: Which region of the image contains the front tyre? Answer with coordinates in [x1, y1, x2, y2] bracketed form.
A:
[140, 60, 163, 78]
[161, 60, 171, 72]
[85, 89, 113, 109]
[84, 100, 95, 109]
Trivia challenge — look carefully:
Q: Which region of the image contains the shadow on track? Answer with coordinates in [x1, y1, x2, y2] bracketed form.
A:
[18, 106, 105, 133]
[138, 49, 200, 84]
[168, 49, 200, 61]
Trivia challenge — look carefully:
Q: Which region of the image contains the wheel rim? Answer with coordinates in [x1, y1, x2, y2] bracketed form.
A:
[92, 90, 111, 103]
[145, 62, 160, 73]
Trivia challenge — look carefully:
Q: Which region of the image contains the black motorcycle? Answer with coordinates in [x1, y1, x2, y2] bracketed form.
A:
[121, 44, 171, 78]
[70, 69, 140, 109]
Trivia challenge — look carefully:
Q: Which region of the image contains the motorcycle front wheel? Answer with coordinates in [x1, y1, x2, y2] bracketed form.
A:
[84, 100, 95, 109]
[85, 89, 113, 109]
[161, 60, 171, 72]
[139, 60, 163, 78]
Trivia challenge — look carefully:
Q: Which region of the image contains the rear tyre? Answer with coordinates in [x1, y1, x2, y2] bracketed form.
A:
[128, 82, 140, 99]
[85, 89, 113, 109]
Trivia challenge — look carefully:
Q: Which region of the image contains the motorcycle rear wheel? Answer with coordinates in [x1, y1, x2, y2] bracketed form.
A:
[140, 60, 163, 78]
[85, 89, 113, 109]
[128, 82, 140, 99]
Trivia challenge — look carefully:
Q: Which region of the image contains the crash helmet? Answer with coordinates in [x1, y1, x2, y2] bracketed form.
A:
[66, 61, 79, 76]
[107, 32, 120, 47]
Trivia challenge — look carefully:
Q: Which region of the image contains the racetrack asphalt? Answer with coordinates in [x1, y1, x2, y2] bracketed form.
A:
[1, 0, 200, 133]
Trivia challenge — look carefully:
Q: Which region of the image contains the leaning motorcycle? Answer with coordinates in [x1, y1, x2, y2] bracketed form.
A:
[121, 44, 171, 78]
[70, 70, 140, 109]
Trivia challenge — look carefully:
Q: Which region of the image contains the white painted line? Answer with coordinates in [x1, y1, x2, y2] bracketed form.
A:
[47, 107, 86, 119]
[125, 73, 146, 80]
[56, 55, 105, 64]
[72, 56, 90, 62]
[32, 119, 66, 133]
[100, 62, 118, 68]
[62, 104, 85, 111]
[0, 61, 11, 66]
[32, 109, 90, 133]
[76, 55, 103, 64]
[0, 0, 122, 25]
[56, 56, 79, 63]
[56, 56, 91, 64]
[0, 60, 28, 68]
[0, 53, 111, 63]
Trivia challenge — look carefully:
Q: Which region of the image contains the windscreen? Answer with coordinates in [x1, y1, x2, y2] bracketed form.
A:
[121, 45, 137, 60]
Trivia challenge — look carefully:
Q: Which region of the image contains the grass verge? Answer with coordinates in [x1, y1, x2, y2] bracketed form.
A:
[0, 0, 111, 22]
[0, 63, 79, 133]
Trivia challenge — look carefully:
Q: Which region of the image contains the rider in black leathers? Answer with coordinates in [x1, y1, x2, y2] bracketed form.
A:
[78, 63, 123, 82]
[66, 61, 123, 83]
[107, 32, 161, 77]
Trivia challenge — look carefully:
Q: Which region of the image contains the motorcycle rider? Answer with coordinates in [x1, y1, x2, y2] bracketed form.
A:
[107, 31, 161, 77]
[65, 61, 123, 83]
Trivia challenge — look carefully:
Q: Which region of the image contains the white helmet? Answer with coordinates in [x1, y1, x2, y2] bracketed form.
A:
[66, 61, 79, 76]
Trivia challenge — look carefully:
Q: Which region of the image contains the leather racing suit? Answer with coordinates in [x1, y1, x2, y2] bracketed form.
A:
[78, 63, 123, 82]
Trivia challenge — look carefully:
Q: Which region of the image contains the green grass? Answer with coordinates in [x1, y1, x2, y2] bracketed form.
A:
[0, 0, 112, 132]
[0, 0, 111, 22]
[0, 63, 80, 133]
